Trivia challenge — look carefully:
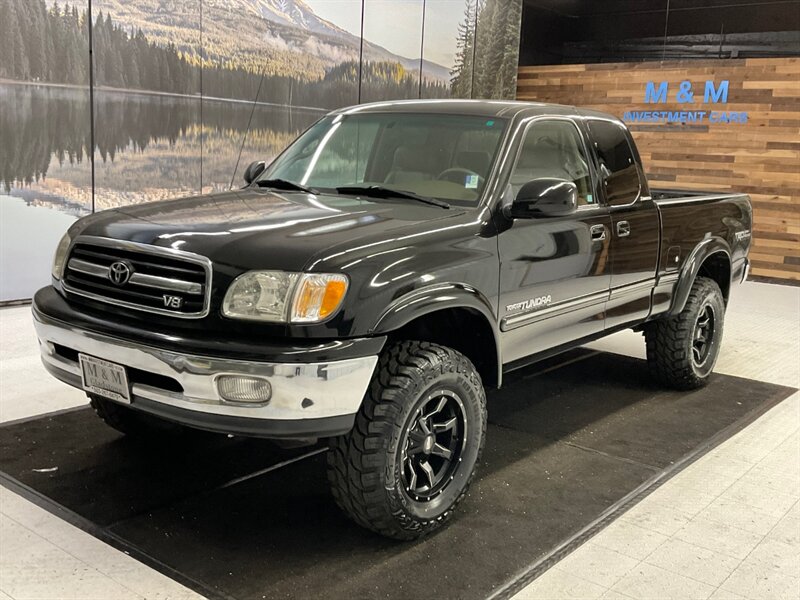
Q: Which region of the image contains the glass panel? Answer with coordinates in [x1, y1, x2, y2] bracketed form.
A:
[361, 0, 424, 103]
[264, 113, 506, 205]
[587, 119, 641, 206]
[511, 121, 594, 206]
[471, 0, 524, 99]
[419, 0, 466, 99]
[519, 0, 799, 65]
[91, 1, 202, 210]
[0, 0, 89, 300]
[202, 1, 360, 190]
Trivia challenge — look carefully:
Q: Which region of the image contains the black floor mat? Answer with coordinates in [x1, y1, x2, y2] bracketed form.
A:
[0, 351, 794, 600]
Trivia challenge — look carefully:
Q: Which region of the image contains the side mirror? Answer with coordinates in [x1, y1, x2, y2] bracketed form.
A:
[505, 178, 578, 219]
[243, 160, 266, 185]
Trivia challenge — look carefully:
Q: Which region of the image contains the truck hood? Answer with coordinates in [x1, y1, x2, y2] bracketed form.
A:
[75, 188, 466, 271]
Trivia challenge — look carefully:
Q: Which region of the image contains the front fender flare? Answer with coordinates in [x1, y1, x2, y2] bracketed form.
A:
[370, 283, 502, 386]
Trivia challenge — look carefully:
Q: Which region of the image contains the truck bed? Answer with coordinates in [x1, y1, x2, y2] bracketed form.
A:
[652, 188, 752, 289]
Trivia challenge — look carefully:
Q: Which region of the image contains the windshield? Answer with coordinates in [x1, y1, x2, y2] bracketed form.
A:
[260, 113, 507, 206]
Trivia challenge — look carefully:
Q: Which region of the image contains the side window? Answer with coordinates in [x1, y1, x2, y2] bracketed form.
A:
[587, 119, 641, 206]
[510, 120, 595, 207]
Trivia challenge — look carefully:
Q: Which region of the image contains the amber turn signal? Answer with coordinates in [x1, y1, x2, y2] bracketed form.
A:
[291, 274, 348, 323]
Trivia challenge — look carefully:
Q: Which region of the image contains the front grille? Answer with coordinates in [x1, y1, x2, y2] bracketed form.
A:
[62, 237, 211, 318]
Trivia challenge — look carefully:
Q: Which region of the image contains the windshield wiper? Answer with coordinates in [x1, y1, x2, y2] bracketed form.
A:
[255, 178, 319, 195]
[335, 185, 450, 209]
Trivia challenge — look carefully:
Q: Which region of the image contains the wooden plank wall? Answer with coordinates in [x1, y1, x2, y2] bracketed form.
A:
[517, 58, 800, 282]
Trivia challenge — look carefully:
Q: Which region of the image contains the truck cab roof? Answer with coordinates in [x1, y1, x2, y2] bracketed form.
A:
[331, 98, 620, 124]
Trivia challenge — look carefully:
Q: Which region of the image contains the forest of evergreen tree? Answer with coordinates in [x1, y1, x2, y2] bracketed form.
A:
[451, 0, 523, 99]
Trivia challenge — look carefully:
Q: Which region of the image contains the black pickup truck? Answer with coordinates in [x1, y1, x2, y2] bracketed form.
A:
[34, 100, 752, 539]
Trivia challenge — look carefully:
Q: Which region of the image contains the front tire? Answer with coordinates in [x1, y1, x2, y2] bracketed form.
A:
[645, 276, 725, 390]
[327, 341, 487, 540]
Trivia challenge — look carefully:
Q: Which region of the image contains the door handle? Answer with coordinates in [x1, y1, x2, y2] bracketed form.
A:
[590, 224, 607, 241]
[617, 221, 631, 237]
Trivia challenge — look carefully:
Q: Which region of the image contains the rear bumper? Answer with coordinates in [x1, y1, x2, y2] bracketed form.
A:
[741, 257, 751, 283]
[33, 294, 380, 439]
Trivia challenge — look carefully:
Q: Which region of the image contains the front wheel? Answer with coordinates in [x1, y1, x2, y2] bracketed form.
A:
[327, 341, 487, 540]
[644, 276, 726, 390]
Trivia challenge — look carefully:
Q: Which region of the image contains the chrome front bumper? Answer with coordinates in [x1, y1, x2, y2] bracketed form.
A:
[33, 313, 378, 436]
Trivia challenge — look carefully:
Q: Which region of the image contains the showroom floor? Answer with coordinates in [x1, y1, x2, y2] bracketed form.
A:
[0, 281, 798, 600]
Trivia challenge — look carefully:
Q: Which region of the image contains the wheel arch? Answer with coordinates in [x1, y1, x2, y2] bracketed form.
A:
[371, 283, 502, 388]
[668, 238, 732, 317]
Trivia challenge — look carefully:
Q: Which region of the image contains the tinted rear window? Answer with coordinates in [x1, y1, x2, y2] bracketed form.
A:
[588, 119, 641, 206]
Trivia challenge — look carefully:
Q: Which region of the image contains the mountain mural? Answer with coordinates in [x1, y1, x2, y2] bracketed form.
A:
[48, 0, 451, 82]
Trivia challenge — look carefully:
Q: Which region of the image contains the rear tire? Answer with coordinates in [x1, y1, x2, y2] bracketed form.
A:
[89, 395, 186, 437]
[327, 341, 487, 540]
[644, 276, 725, 390]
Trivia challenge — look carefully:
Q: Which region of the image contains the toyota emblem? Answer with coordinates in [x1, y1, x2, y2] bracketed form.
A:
[108, 261, 132, 285]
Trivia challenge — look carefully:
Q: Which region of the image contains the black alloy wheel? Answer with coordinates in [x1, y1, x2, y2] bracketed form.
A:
[400, 390, 467, 502]
[692, 303, 716, 367]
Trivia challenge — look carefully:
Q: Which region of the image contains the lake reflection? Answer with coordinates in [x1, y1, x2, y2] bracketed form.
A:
[0, 83, 323, 300]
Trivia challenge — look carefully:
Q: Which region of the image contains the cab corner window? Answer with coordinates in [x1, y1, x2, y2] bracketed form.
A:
[587, 119, 641, 206]
[510, 120, 595, 207]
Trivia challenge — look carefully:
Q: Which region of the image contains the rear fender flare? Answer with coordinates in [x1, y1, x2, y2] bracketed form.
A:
[668, 237, 731, 316]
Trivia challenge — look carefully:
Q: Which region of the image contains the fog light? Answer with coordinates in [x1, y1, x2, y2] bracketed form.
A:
[217, 376, 272, 404]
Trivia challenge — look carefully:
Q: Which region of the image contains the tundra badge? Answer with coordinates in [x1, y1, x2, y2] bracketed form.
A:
[506, 295, 552, 313]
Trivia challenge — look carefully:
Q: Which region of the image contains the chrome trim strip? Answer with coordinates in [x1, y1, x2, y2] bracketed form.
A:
[64, 236, 213, 319]
[652, 192, 747, 206]
[68, 258, 108, 278]
[34, 314, 377, 421]
[608, 278, 656, 300]
[657, 272, 680, 286]
[129, 272, 203, 295]
[502, 290, 609, 331]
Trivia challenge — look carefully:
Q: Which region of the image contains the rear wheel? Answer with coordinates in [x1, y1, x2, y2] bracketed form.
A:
[644, 276, 725, 390]
[327, 341, 487, 540]
[89, 395, 186, 437]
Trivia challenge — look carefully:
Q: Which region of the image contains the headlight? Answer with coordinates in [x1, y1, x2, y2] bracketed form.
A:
[222, 271, 348, 323]
[222, 271, 299, 322]
[51, 232, 72, 280]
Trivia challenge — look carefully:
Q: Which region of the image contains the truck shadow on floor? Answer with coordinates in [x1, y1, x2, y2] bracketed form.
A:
[0, 350, 792, 600]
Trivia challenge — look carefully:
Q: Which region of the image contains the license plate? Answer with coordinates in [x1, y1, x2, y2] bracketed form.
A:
[79, 354, 131, 403]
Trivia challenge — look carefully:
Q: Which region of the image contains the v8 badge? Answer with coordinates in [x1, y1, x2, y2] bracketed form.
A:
[163, 295, 184, 309]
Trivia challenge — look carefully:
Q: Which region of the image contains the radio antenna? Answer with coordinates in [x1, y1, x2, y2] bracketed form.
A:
[230, 63, 269, 190]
